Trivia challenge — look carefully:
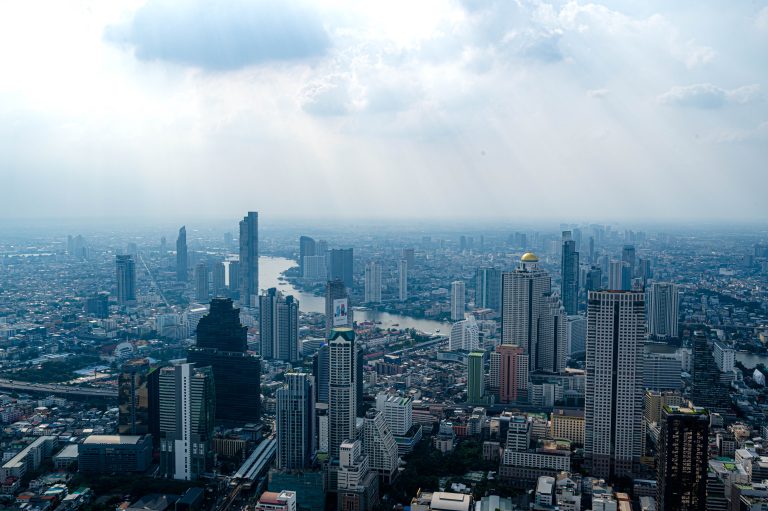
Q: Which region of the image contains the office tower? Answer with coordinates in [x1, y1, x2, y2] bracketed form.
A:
[362, 409, 399, 484]
[303, 255, 327, 280]
[608, 260, 630, 291]
[588, 236, 595, 264]
[537, 294, 567, 373]
[312, 344, 330, 404]
[158, 363, 215, 480]
[276, 372, 316, 471]
[398, 259, 408, 301]
[656, 405, 709, 511]
[228, 260, 240, 291]
[643, 353, 682, 391]
[259, 288, 300, 362]
[475, 267, 502, 312]
[585, 290, 645, 479]
[375, 394, 413, 437]
[364, 261, 382, 303]
[489, 351, 501, 393]
[622, 245, 636, 278]
[467, 351, 485, 404]
[118, 358, 160, 440]
[337, 439, 379, 511]
[212, 262, 226, 297]
[647, 282, 679, 339]
[299, 236, 316, 276]
[176, 226, 188, 282]
[561, 232, 579, 315]
[239, 211, 259, 307]
[328, 248, 354, 288]
[224, 231, 233, 247]
[585, 266, 602, 293]
[187, 298, 261, 424]
[116, 255, 136, 305]
[497, 344, 528, 404]
[195, 262, 209, 302]
[84, 292, 109, 319]
[566, 315, 587, 355]
[325, 280, 352, 339]
[449, 316, 480, 351]
[328, 328, 357, 459]
[690, 332, 732, 413]
[451, 280, 466, 320]
[401, 248, 415, 267]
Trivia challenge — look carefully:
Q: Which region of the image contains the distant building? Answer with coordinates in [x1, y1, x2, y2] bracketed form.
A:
[364, 261, 382, 303]
[643, 353, 682, 391]
[497, 344, 528, 404]
[451, 281, 465, 321]
[475, 267, 501, 313]
[84, 292, 109, 319]
[647, 282, 679, 339]
[328, 248, 354, 288]
[78, 435, 152, 474]
[195, 262, 209, 302]
[325, 280, 352, 339]
[239, 211, 259, 307]
[276, 372, 315, 471]
[118, 358, 160, 440]
[303, 255, 327, 280]
[260, 288, 300, 362]
[176, 226, 188, 282]
[466, 351, 485, 405]
[212, 262, 226, 296]
[561, 232, 579, 315]
[399, 259, 408, 301]
[713, 341, 735, 373]
[115, 255, 136, 305]
[566, 314, 586, 355]
[449, 317, 480, 352]
[299, 236, 317, 276]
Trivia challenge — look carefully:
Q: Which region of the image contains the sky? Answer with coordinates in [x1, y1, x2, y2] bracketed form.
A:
[1, 0, 767, 222]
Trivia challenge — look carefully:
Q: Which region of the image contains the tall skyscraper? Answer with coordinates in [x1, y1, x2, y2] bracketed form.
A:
[312, 344, 330, 404]
[475, 267, 502, 312]
[608, 260, 630, 291]
[561, 231, 579, 315]
[537, 294, 567, 373]
[467, 351, 485, 404]
[276, 372, 316, 471]
[118, 358, 160, 439]
[328, 248, 354, 288]
[228, 260, 240, 291]
[158, 363, 215, 480]
[398, 259, 408, 301]
[690, 332, 732, 414]
[647, 282, 679, 339]
[622, 244, 636, 278]
[187, 298, 261, 424]
[588, 236, 595, 264]
[325, 280, 352, 339]
[328, 328, 357, 459]
[449, 316, 480, 351]
[116, 254, 136, 305]
[239, 211, 259, 307]
[364, 261, 382, 303]
[451, 280, 465, 321]
[212, 262, 226, 297]
[401, 248, 415, 267]
[259, 288, 300, 362]
[585, 266, 602, 293]
[176, 226, 188, 282]
[299, 236, 316, 276]
[585, 290, 645, 479]
[497, 344, 528, 404]
[362, 409, 399, 484]
[656, 405, 709, 511]
[195, 261, 209, 302]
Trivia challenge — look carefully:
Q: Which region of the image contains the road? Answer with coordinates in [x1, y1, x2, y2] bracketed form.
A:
[0, 379, 117, 399]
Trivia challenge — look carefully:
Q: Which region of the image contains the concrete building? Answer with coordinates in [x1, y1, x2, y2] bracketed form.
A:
[78, 435, 152, 474]
[260, 288, 300, 362]
[646, 282, 679, 340]
[497, 344, 528, 404]
[362, 410, 399, 484]
[449, 317, 480, 352]
[329, 328, 357, 460]
[451, 281, 466, 321]
[364, 261, 382, 303]
[550, 409, 585, 445]
[276, 372, 315, 471]
[399, 259, 408, 301]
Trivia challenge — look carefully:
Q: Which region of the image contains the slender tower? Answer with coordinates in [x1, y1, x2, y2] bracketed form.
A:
[239, 212, 259, 307]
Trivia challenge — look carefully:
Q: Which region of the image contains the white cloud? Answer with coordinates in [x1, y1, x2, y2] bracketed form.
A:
[659, 83, 761, 108]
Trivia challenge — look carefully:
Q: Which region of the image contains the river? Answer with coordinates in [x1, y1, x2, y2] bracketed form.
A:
[259, 256, 450, 333]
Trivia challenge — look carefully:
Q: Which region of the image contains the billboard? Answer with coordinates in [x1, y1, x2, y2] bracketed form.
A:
[333, 298, 349, 327]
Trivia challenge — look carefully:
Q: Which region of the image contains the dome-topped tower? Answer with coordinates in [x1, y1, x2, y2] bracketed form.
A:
[520, 252, 539, 263]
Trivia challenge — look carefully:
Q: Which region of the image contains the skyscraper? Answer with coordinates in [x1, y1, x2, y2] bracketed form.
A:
[118, 358, 160, 440]
[328, 328, 357, 459]
[401, 248, 415, 267]
[537, 294, 567, 373]
[585, 266, 602, 293]
[195, 261, 208, 302]
[585, 290, 645, 479]
[228, 260, 240, 291]
[467, 351, 485, 404]
[187, 298, 261, 424]
[276, 372, 316, 471]
[325, 280, 352, 339]
[561, 231, 579, 315]
[451, 280, 465, 321]
[176, 226, 188, 282]
[116, 254, 136, 305]
[608, 260, 629, 291]
[449, 316, 480, 351]
[656, 405, 709, 511]
[647, 282, 679, 339]
[622, 244, 636, 278]
[364, 261, 382, 303]
[212, 262, 226, 297]
[328, 248, 354, 288]
[259, 288, 300, 362]
[362, 409, 399, 484]
[299, 236, 316, 276]
[475, 267, 502, 312]
[398, 259, 408, 301]
[239, 211, 259, 307]
[158, 363, 215, 480]
[312, 344, 330, 404]
[497, 344, 527, 404]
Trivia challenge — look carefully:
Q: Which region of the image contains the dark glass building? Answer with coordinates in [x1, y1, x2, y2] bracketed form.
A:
[328, 248, 353, 288]
[118, 358, 160, 443]
[176, 226, 188, 282]
[561, 231, 579, 315]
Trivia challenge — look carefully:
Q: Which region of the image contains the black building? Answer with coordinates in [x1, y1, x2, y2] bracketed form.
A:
[84, 292, 109, 319]
[328, 248, 354, 288]
[690, 332, 732, 414]
[118, 359, 160, 444]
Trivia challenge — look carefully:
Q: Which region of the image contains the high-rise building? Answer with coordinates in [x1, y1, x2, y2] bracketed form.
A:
[475, 267, 502, 312]
[176, 226, 188, 282]
[158, 363, 215, 480]
[328, 328, 357, 459]
[259, 288, 300, 362]
[276, 372, 315, 471]
[497, 344, 528, 404]
[325, 280, 352, 339]
[608, 260, 630, 291]
[195, 262, 209, 302]
[622, 245, 636, 278]
[336, 439, 379, 511]
[362, 409, 399, 484]
[537, 294, 567, 373]
[228, 260, 240, 291]
[467, 351, 485, 405]
[585, 290, 645, 479]
[299, 236, 316, 276]
[401, 248, 415, 267]
[312, 344, 330, 404]
[118, 358, 160, 440]
[449, 317, 480, 351]
[375, 394, 412, 437]
[364, 261, 382, 303]
[588, 236, 595, 264]
[328, 248, 354, 288]
[451, 280, 466, 321]
[690, 332, 732, 414]
[239, 211, 259, 307]
[116, 255, 136, 305]
[656, 405, 709, 511]
[84, 292, 110, 319]
[585, 266, 602, 293]
[303, 255, 327, 280]
[187, 298, 261, 424]
[561, 232, 579, 315]
[566, 314, 587, 355]
[398, 259, 408, 301]
[647, 282, 679, 339]
[212, 262, 226, 297]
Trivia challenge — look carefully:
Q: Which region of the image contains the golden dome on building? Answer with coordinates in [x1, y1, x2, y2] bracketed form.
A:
[520, 252, 539, 263]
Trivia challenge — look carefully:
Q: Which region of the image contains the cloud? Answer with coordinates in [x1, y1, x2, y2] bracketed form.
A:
[105, 0, 330, 71]
[300, 75, 355, 116]
[708, 121, 768, 143]
[587, 88, 610, 98]
[658, 83, 761, 108]
[757, 6, 768, 32]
